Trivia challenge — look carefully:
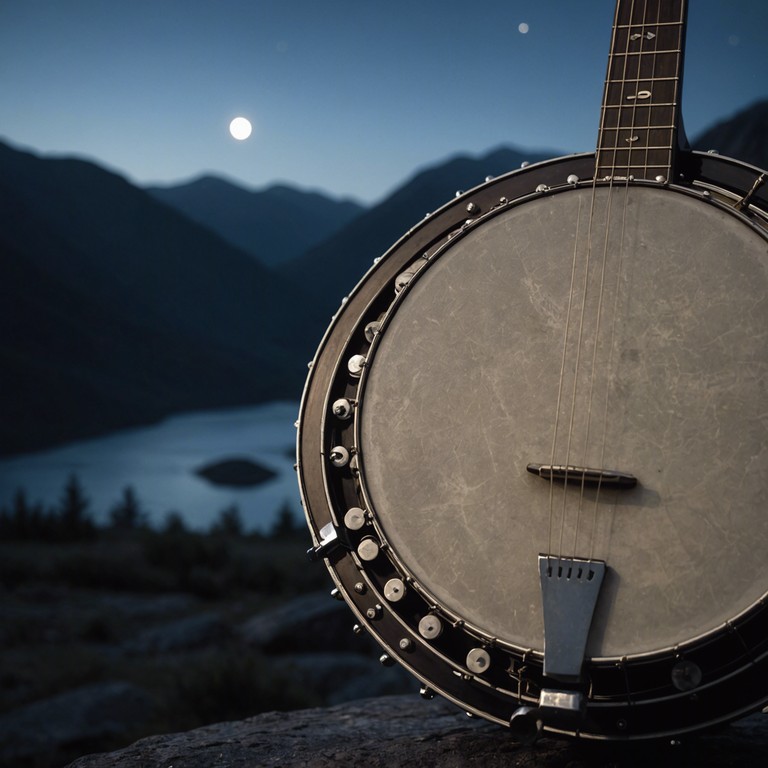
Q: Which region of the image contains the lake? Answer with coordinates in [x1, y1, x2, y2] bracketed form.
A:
[0, 401, 304, 532]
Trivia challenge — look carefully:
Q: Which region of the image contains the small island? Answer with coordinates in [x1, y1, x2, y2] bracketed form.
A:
[194, 458, 277, 488]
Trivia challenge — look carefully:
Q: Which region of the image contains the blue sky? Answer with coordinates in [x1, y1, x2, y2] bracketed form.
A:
[1, 1, 766, 203]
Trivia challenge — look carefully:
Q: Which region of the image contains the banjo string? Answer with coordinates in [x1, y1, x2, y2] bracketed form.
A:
[590, 178, 632, 560]
[589, 0, 660, 552]
[588, 0, 673, 556]
[574, 0, 649, 557]
[547, 192, 586, 559]
[553, 0, 628, 560]
[573, 176, 616, 554]
[557, 165, 604, 559]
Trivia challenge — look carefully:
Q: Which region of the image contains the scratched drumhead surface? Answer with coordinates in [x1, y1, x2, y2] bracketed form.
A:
[358, 185, 768, 658]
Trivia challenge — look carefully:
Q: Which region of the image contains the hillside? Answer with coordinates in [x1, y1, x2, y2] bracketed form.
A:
[2, 98, 765, 457]
[0, 142, 323, 455]
[146, 176, 365, 267]
[280, 145, 558, 321]
[692, 99, 768, 170]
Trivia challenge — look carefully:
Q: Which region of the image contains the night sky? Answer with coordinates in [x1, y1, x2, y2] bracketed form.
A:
[2, 0, 766, 203]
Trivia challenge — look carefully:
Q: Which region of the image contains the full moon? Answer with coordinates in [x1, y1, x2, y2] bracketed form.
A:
[229, 117, 252, 141]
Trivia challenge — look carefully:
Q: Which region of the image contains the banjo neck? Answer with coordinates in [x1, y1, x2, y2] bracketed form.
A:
[596, 0, 688, 182]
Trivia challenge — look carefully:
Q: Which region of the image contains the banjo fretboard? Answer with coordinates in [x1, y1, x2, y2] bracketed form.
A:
[596, 0, 687, 181]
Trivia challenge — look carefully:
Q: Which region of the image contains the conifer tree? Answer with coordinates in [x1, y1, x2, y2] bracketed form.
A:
[109, 486, 147, 530]
[59, 474, 95, 538]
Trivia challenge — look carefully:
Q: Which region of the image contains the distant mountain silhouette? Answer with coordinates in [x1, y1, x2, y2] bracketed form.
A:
[280, 146, 559, 322]
[692, 99, 768, 171]
[146, 176, 364, 267]
[283, 104, 768, 327]
[2, 101, 765, 456]
[0, 141, 324, 455]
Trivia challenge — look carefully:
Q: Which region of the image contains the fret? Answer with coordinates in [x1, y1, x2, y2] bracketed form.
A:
[598, 149, 671, 162]
[603, 125, 675, 134]
[603, 102, 677, 118]
[614, 21, 686, 28]
[618, 3, 685, 25]
[599, 128, 678, 146]
[596, 0, 687, 180]
[606, 77, 679, 84]
[610, 49, 681, 57]
[597, 164, 670, 172]
[597, 161, 671, 172]
[613, 48, 682, 58]
[602, 102, 678, 109]
[599, 145, 675, 153]
[605, 77, 678, 96]
[599, 138, 676, 150]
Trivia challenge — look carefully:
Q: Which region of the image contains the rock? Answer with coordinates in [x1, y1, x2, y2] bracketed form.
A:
[194, 458, 276, 487]
[65, 694, 768, 768]
[91, 591, 197, 618]
[239, 591, 372, 653]
[273, 652, 415, 704]
[123, 611, 230, 654]
[0, 681, 155, 765]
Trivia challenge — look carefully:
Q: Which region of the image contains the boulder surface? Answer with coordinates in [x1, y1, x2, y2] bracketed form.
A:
[67, 693, 768, 768]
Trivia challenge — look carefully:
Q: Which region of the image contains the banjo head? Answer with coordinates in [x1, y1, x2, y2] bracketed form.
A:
[297, 154, 768, 739]
[359, 182, 768, 659]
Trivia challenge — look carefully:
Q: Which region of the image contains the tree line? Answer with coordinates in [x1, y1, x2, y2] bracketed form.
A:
[0, 474, 301, 541]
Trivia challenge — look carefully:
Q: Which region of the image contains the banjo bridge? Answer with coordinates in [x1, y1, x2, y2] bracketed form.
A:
[527, 463, 637, 489]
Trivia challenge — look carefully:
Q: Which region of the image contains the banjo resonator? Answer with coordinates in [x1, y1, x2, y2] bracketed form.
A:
[296, 0, 768, 742]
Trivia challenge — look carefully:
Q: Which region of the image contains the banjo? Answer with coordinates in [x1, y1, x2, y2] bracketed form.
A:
[296, 0, 768, 741]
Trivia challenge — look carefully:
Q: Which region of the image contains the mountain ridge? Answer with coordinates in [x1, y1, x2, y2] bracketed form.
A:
[2, 101, 765, 455]
[146, 175, 365, 267]
[278, 145, 561, 321]
[691, 99, 768, 171]
[0, 141, 323, 455]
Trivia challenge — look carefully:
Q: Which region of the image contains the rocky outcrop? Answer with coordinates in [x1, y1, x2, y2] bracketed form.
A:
[238, 590, 366, 653]
[238, 591, 416, 702]
[10, 588, 767, 767]
[0, 682, 155, 766]
[124, 611, 231, 654]
[66, 694, 768, 768]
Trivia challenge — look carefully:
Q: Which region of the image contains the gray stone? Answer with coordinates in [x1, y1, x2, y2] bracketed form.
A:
[0, 681, 155, 764]
[124, 611, 229, 654]
[92, 591, 198, 618]
[239, 591, 368, 653]
[273, 652, 415, 703]
[65, 694, 768, 768]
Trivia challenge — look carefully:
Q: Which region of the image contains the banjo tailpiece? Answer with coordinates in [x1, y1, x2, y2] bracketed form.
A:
[538, 555, 606, 683]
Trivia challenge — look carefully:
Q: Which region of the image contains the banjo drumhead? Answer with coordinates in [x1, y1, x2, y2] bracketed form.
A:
[358, 184, 768, 658]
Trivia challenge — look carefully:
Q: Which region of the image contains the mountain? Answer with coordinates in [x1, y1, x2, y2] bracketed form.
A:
[146, 176, 365, 267]
[283, 101, 768, 327]
[3, 100, 764, 457]
[279, 145, 558, 321]
[691, 99, 768, 170]
[0, 141, 324, 456]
